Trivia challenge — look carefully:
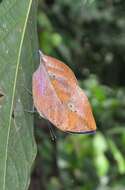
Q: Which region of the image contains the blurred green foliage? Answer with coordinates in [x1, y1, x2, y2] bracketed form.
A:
[30, 0, 125, 190]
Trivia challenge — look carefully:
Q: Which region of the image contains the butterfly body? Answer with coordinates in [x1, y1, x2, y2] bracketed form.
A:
[32, 52, 96, 133]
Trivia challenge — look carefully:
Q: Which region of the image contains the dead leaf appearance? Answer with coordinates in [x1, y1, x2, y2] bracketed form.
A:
[32, 51, 96, 134]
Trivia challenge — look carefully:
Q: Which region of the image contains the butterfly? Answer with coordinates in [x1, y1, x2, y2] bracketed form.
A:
[32, 51, 96, 134]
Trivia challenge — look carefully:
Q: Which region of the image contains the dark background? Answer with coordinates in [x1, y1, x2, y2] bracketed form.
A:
[29, 0, 125, 189]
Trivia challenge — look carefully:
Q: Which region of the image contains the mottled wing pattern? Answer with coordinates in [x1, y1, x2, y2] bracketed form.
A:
[32, 53, 96, 133]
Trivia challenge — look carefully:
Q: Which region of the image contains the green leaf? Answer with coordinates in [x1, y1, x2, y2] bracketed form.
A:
[108, 140, 125, 174]
[0, 0, 38, 190]
[93, 132, 108, 153]
[93, 133, 109, 176]
[94, 153, 109, 177]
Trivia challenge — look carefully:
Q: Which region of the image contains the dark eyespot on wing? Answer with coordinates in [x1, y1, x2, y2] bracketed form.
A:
[67, 102, 77, 112]
[48, 73, 56, 79]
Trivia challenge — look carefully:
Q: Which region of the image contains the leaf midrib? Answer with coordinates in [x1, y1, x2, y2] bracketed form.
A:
[2, 1, 33, 189]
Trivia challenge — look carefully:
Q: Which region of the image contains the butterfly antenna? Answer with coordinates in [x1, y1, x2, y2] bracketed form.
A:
[47, 122, 56, 141]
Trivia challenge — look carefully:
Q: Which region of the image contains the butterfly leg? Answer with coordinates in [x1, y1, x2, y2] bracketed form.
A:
[24, 105, 36, 114]
[20, 84, 32, 96]
[47, 121, 57, 141]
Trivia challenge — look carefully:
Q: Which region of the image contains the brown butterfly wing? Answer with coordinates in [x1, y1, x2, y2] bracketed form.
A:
[32, 60, 68, 131]
[32, 54, 96, 133]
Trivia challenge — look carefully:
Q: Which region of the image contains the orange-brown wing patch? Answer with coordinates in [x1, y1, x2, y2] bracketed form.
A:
[51, 79, 70, 103]
[32, 52, 96, 133]
[44, 55, 78, 87]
